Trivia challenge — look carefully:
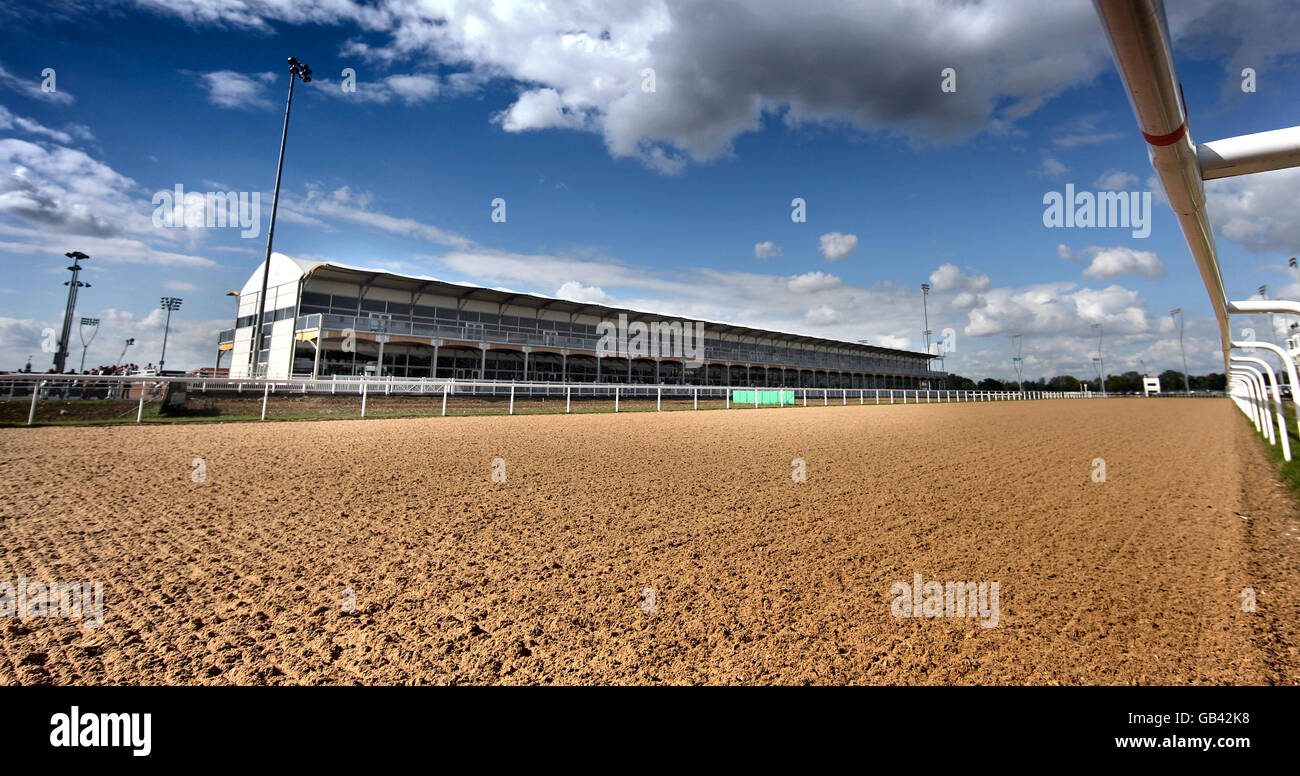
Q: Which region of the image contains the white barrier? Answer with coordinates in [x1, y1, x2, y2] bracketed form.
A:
[0, 372, 1128, 425]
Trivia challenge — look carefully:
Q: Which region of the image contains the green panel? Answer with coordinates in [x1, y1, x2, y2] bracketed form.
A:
[731, 390, 796, 405]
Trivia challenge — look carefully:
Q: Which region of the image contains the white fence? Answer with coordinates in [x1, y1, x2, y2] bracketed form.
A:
[2, 372, 1104, 426]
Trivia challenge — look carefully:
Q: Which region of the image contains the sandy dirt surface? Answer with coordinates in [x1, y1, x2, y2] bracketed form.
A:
[1, 398, 1298, 685]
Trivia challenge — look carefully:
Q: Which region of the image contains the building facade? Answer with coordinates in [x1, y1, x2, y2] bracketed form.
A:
[218, 254, 939, 388]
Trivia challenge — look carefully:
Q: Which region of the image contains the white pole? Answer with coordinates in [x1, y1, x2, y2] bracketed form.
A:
[510, 384, 515, 415]
[262, 381, 269, 420]
[657, 386, 662, 412]
[566, 385, 571, 414]
[27, 380, 40, 425]
[614, 386, 619, 413]
[361, 381, 368, 418]
[694, 387, 698, 410]
[137, 381, 145, 422]
[442, 384, 448, 416]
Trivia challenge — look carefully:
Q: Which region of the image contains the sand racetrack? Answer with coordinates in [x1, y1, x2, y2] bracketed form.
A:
[2, 398, 1299, 685]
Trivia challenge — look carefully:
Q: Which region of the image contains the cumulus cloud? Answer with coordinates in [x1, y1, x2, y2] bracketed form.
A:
[929, 262, 991, 292]
[754, 240, 782, 259]
[817, 232, 858, 261]
[497, 88, 589, 132]
[964, 282, 1154, 338]
[787, 271, 840, 293]
[1206, 167, 1300, 253]
[104, 0, 1300, 174]
[1080, 246, 1166, 280]
[555, 280, 611, 303]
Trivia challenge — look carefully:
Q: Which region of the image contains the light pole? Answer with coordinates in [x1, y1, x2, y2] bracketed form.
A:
[1092, 323, 1106, 395]
[77, 317, 100, 373]
[250, 56, 312, 378]
[116, 337, 135, 369]
[1011, 333, 1024, 393]
[1170, 308, 1190, 394]
[1258, 284, 1279, 350]
[54, 251, 90, 373]
[921, 283, 932, 389]
[160, 297, 182, 372]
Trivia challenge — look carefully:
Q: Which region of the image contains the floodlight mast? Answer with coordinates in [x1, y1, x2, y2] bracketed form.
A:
[54, 251, 90, 373]
[250, 56, 312, 378]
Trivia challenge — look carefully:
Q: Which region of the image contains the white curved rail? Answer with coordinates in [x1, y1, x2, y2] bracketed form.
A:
[1232, 355, 1291, 461]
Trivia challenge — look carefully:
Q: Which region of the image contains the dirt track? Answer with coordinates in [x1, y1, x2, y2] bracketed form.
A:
[2, 398, 1298, 685]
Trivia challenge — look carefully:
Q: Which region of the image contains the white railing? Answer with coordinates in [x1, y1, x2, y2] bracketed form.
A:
[0, 373, 1118, 425]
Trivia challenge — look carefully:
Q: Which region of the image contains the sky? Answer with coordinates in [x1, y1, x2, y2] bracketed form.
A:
[2, 0, 1300, 380]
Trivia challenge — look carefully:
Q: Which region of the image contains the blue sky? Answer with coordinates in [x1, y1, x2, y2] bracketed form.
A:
[3, 0, 1300, 379]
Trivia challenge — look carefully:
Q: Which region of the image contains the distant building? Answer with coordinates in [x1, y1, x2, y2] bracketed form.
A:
[219, 253, 938, 388]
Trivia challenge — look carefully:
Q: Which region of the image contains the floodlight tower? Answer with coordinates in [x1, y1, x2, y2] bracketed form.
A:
[1011, 333, 1024, 393]
[116, 337, 135, 369]
[921, 283, 932, 388]
[159, 297, 182, 372]
[54, 251, 90, 373]
[77, 317, 100, 373]
[1170, 308, 1190, 394]
[250, 56, 312, 378]
[1091, 323, 1106, 396]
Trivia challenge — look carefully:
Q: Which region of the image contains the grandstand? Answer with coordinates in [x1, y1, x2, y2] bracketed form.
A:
[219, 253, 939, 389]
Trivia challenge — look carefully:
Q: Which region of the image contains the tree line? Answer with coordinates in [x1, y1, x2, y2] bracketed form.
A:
[941, 371, 1227, 393]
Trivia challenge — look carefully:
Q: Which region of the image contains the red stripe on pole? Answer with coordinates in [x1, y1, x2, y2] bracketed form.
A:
[1142, 123, 1187, 146]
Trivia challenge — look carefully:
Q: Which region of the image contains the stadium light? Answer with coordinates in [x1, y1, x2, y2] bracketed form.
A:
[77, 317, 100, 373]
[117, 337, 135, 369]
[1169, 308, 1190, 394]
[1011, 333, 1024, 393]
[250, 56, 312, 378]
[160, 297, 182, 372]
[54, 251, 90, 373]
[1092, 323, 1106, 396]
[920, 283, 933, 388]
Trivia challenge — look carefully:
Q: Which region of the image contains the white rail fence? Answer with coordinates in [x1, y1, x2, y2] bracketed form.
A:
[0, 373, 1111, 425]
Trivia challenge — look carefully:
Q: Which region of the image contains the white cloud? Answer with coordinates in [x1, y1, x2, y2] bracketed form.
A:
[929, 262, 991, 292]
[1080, 246, 1166, 280]
[754, 240, 782, 259]
[283, 186, 475, 250]
[817, 232, 858, 261]
[787, 271, 840, 293]
[497, 88, 589, 132]
[555, 280, 610, 303]
[1206, 166, 1300, 253]
[1037, 157, 1068, 177]
[0, 64, 73, 104]
[199, 71, 276, 110]
[1093, 169, 1138, 191]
